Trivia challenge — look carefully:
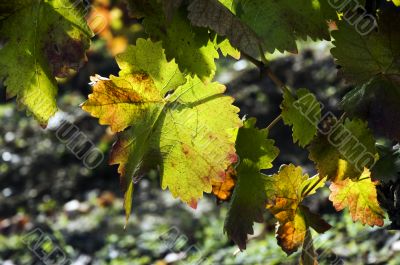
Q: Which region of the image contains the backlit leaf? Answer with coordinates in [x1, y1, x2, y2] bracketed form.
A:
[0, 0, 92, 125]
[212, 165, 236, 202]
[188, 0, 261, 58]
[189, 0, 336, 55]
[266, 164, 329, 255]
[329, 168, 385, 226]
[234, 0, 337, 53]
[224, 118, 279, 250]
[128, 0, 220, 80]
[82, 39, 242, 221]
[308, 118, 378, 182]
[281, 89, 321, 147]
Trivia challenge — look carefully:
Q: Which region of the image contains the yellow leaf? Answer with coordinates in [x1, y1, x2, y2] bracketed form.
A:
[329, 168, 385, 226]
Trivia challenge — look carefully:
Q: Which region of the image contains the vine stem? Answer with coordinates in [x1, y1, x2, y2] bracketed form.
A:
[303, 175, 326, 197]
[240, 52, 290, 131]
[240, 52, 289, 94]
[266, 114, 282, 131]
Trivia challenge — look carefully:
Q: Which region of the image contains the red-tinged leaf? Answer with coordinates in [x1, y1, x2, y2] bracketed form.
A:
[329, 168, 385, 227]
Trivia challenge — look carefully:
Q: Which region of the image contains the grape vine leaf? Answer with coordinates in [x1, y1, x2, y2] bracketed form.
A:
[0, 0, 93, 125]
[211, 165, 236, 202]
[331, 3, 400, 85]
[393, 0, 400, 6]
[372, 144, 400, 184]
[189, 0, 336, 55]
[235, 0, 337, 53]
[281, 89, 321, 147]
[213, 36, 241, 60]
[148, 11, 219, 81]
[341, 77, 400, 141]
[265, 164, 330, 255]
[224, 118, 279, 250]
[127, 0, 219, 80]
[188, 0, 262, 58]
[117, 39, 187, 96]
[81, 39, 242, 221]
[329, 168, 385, 226]
[161, 0, 183, 22]
[308, 118, 378, 182]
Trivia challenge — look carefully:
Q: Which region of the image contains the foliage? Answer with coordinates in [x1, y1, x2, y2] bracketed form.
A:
[1, 0, 400, 264]
[224, 118, 279, 250]
[0, 0, 93, 125]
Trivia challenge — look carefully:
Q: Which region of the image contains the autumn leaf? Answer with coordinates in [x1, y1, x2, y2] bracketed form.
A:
[281, 89, 321, 147]
[329, 168, 385, 226]
[0, 0, 93, 125]
[82, 38, 242, 222]
[266, 164, 330, 255]
[224, 118, 279, 250]
[212, 165, 236, 202]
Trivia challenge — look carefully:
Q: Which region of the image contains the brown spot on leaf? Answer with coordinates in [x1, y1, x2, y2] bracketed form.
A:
[44, 31, 88, 78]
[182, 143, 190, 156]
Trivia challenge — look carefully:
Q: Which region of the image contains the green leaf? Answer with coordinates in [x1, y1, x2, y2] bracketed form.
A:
[189, 0, 336, 56]
[235, 0, 337, 53]
[329, 168, 385, 226]
[213, 36, 241, 60]
[117, 38, 187, 95]
[128, 0, 220, 80]
[0, 0, 92, 125]
[372, 144, 400, 184]
[188, 0, 261, 58]
[331, 3, 400, 85]
[152, 11, 219, 80]
[161, 0, 183, 22]
[224, 118, 279, 250]
[82, 39, 242, 221]
[281, 89, 321, 147]
[265, 164, 329, 255]
[342, 77, 400, 141]
[308, 118, 378, 181]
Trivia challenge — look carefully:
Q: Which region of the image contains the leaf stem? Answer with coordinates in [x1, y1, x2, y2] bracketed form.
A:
[241, 52, 290, 94]
[303, 175, 326, 197]
[266, 114, 282, 131]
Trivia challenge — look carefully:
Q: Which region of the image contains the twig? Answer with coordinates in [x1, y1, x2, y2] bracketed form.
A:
[240, 52, 289, 94]
[266, 114, 282, 131]
[303, 175, 326, 197]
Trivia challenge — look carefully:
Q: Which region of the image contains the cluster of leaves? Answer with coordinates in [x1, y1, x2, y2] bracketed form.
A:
[1, 0, 400, 263]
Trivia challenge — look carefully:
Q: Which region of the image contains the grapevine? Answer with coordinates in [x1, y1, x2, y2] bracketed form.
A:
[1, 0, 400, 264]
